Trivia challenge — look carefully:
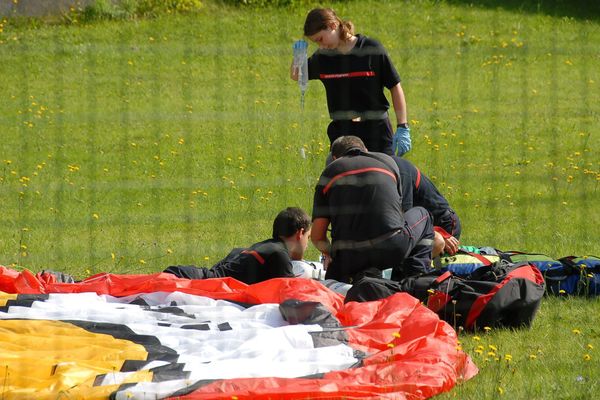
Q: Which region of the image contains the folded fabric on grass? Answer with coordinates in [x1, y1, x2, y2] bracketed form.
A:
[0, 266, 477, 400]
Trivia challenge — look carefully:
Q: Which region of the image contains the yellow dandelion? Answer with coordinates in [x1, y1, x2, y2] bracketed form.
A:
[392, 332, 401, 338]
[139, 259, 146, 265]
[472, 336, 481, 341]
[92, 213, 99, 220]
[572, 329, 581, 335]
[504, 354, 513, 362]
[497, 387, 504, 395]
[583, 354, 591, 361]
[587, 344, 594, 350]
[387, 343, 395, 348]
[529, 354, 537, 360]
[166, 248, 173, 254]
[489, 345, 498, 351]
[483, 326, 492, 332]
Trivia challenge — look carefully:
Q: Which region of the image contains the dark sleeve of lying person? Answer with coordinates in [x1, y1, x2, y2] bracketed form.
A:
[163, 239, 294, 285]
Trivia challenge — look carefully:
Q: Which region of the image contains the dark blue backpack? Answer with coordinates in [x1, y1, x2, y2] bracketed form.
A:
[554, 256, 600, 296]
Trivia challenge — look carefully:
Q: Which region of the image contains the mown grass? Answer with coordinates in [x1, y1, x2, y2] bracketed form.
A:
[0, 0, 599, 398]
[443, 296, 600, 399]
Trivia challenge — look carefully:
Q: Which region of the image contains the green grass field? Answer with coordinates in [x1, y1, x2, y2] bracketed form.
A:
[1, 0, 599, 398]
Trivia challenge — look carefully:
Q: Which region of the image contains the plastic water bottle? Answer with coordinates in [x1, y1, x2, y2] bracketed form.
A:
[292, 40, 308, 108]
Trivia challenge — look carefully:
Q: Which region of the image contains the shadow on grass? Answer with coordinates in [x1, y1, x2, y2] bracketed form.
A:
[445, 0, 600, 21]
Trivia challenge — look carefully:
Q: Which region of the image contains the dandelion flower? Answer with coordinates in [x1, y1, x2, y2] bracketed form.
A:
[572, 329, 581, 335]
[583, 354, 591, 361]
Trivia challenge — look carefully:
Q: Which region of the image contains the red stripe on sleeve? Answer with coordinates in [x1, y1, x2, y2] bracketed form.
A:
[415, 168, 422, 190]
[242, 250, 265, 265]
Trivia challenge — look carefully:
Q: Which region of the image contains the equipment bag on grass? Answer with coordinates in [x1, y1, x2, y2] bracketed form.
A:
[436, 247, 500, 276]
[500, 250, 564, 273]
[499, 250, 570, 295]
[554, 256, 600, 296]
[346, 260, 545, 331]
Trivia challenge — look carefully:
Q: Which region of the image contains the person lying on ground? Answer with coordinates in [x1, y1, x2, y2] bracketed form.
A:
[164, 207, 312, 285]
[311, 136, 434, 284]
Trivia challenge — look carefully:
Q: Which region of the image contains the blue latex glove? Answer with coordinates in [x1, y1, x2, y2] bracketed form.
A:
[292, 39, 308, 51]
[392, 126, 412, 156]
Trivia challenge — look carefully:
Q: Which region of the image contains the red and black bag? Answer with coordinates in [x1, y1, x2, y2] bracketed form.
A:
[346, 260, 546, 331]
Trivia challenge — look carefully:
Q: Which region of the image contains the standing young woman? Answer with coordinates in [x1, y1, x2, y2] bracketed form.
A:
[291, 8, 411, 156]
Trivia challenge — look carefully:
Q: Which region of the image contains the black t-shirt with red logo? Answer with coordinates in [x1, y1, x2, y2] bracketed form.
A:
[307, 34, 401, 118]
